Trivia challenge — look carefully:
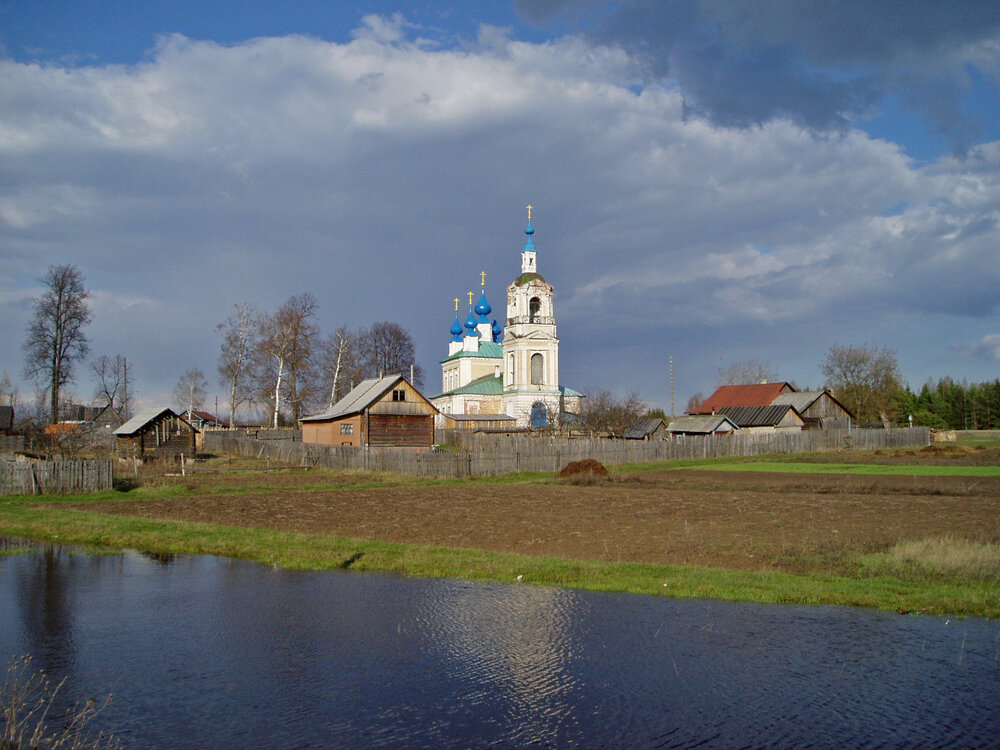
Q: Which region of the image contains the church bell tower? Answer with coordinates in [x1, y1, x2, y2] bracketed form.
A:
[501, 205, 561, 427]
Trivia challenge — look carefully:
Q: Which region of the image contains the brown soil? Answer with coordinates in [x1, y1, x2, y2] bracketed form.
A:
[85, 466, 1000, 572]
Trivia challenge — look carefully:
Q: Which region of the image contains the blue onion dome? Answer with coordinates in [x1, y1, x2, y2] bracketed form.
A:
[491, 318, 502, 343]
[525, 220, 534, 236]
[450, 315, 464, 342]
[475, 289, 492, 322]
[464, 309, 478, 332]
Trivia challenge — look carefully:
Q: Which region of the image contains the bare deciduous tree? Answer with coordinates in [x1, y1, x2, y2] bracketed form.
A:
[715, 358, 779, 386]
[358, 321, 423, 387]
[23, 264, 91, 424]
[217, 302, 259, 428]
[91, 354, 132, 417]
[579, 390, 644, 436]
[174, 368, 208, 418]
[319, 326, 364, 407]
[0, 371, 17, 409]
[820, 343, 902, 423]
[686, 392, 705, 412]
[258, 294, 318, 428]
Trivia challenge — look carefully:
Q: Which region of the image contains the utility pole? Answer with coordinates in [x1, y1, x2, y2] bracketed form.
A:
[123, 358, 128, 418]
[669, 355, 675, 418]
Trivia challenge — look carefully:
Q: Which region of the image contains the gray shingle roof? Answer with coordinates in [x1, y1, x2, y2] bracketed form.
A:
[624, 418, 667, 439]
[771, 392, 823, 413]
[300, 374, 404, 422]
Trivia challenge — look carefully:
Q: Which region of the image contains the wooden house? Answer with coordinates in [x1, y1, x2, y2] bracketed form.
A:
[687, 382, 796, 415]
[771, 391, 853, 428]
[0, 406, 14, 436]
[624, 418, 670, 440]
[114, 407, 198, 459]
[300, 374, 438, 448]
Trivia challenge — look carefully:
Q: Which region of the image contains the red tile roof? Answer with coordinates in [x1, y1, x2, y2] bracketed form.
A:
[688, 382, 795, 414]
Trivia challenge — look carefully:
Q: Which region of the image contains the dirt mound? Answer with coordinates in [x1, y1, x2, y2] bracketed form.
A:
[558, 459, 609, 478]
[920, 444, 975, 454]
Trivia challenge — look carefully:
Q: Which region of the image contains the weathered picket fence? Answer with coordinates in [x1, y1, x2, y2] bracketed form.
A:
[204, 427, 930, 478]
[0, 459, 113, 495]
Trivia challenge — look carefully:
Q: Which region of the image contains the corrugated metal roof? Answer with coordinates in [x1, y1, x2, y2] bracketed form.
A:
[667, 415, 738, 433]
[688, 382, 794, 414]
[714, 404, 800, 427]
[113, 406, 179, 436]
[300, 374, 404, 422]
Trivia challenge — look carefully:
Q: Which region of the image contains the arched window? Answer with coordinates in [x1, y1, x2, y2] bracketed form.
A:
[507, 353, 515, 384]
[530, 401, 547, 428]
[529, 297, 541, 323]
[530, 353, 544, 385]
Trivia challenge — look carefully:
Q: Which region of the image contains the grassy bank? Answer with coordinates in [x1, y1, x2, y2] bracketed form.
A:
[2, 482, 997, 619]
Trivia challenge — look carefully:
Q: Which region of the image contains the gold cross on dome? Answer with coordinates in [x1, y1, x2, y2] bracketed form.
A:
[480, 270, 487, 287]
[467, 291, 474, 306]
[526, 204, 532, 221]
[454, 297, 459, 312]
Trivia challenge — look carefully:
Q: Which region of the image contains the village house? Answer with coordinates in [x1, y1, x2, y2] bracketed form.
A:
[114, 407, 198, 460]
[624, 417, 670, 440]
[688, 382, 852, 429]
[666, 414, 739, 436]
[300, 374, 437, 449]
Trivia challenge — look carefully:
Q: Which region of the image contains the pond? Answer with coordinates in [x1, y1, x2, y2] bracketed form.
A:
[1, 541, 998, 748]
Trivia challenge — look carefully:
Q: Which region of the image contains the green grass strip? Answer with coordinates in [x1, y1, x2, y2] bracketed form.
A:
[689, 461, 1000, 477]
[1, 500, 996, 619]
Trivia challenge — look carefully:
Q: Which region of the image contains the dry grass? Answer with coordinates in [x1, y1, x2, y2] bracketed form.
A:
[874, 536, 1000, 579]
[1, 655, 120, 750]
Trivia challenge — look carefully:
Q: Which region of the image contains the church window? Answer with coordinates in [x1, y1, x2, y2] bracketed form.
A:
[530, 353, 544, 385]
[529, 297, 541, 323]
[507, 354, 515, 383]
[530, 401, 547, 428]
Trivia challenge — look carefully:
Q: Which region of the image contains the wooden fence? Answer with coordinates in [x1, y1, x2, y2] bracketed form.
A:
[0, 435, 24, 452]
[204, 427, 930, 478]
[0, 459, 113, 495]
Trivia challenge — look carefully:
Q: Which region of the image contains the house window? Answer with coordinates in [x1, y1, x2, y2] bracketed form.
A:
[340, 423, 354, 435]
[530, 353, 544, 385]
[392, 389, 406, 402]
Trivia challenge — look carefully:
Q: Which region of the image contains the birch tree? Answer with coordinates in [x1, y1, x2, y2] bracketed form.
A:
[319, 326, 363, 407]
[258, 294, 318, 428]
[217, 302, 259, 428]
[23, 264, 92, 424]
[174, 369, 208, 418]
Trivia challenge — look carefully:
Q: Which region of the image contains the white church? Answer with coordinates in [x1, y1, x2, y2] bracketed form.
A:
[430, 207, 584, 429]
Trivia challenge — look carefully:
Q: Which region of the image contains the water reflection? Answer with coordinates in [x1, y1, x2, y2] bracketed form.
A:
[1, 540, 998, 748]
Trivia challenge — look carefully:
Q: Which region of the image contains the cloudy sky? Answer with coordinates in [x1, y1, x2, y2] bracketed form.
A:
[2, 0, 999, 415]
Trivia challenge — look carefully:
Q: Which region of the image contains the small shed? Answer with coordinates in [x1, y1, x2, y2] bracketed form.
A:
[624, 418, 670, 440]
[666, 414, 739, 436]
[300, 374, 438, 448]
[114, 407, 198, 459]
[0, 406, 14, 435]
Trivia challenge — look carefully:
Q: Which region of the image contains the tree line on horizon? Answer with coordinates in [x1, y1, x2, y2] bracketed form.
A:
[10, 263, 998, 434]
[11, 264, 424, 430]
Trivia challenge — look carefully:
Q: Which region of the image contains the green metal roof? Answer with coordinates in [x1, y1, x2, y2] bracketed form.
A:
[515, 272, 546, 286]
[441, 340, 503, 362]
[431, 374, 503, 399]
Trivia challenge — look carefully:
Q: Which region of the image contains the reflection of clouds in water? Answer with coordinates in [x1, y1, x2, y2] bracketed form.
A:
[415, 581, 585, 739]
